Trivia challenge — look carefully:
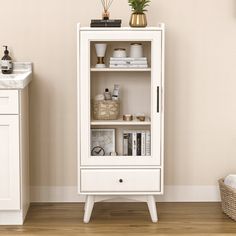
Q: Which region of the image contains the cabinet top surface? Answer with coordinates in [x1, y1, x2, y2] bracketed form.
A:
[79, 25, 164, 32]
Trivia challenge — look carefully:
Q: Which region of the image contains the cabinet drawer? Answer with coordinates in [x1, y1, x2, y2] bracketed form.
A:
[0, 90, 19, 114]
[81, 169, 161, 192]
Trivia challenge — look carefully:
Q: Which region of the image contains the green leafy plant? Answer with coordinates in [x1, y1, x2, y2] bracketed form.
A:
[128, 0, 151, 14]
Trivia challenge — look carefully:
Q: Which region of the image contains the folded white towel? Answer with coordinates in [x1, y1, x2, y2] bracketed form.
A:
[224, 175, 236, 189]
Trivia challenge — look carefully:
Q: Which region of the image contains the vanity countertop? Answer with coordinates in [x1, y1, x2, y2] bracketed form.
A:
[0, 62, 32, 89]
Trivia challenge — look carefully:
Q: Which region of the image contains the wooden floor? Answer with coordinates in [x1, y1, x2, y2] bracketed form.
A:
[0, 203, 236, 235]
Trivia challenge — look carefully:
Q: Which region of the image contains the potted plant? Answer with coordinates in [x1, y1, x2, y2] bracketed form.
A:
[128, 0, 150, 27]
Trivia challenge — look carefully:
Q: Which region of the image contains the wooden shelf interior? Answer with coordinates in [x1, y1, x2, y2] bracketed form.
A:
[90, 41, 151, 69]
[91, 73, 151, 116]
[90, 41, 152, 157]
[90, 126, 151, 156]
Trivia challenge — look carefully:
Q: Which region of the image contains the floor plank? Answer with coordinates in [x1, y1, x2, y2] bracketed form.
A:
[0, 203, 236, 235]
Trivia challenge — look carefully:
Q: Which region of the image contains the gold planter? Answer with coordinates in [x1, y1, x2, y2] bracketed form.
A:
[129, 13, 147, 27]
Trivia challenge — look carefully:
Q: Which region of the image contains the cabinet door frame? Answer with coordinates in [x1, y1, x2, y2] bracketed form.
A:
[0, 115, 20, 210]
[78, 29, 164, 167]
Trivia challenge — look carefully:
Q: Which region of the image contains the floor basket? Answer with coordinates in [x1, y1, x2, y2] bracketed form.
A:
[219, 178, 236, 221]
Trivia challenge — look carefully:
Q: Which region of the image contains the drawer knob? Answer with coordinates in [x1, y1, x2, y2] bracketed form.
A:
[119, 179, 123, 183]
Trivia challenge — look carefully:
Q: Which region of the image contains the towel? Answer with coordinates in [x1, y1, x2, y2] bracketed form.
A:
[224, 175, 236, 189]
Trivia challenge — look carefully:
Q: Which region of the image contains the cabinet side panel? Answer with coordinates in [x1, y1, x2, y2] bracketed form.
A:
[77, 24, 81, 193]
[80, 32, 91, 168]
[161, 27, 165, 193]
[19, 87, 30, 218]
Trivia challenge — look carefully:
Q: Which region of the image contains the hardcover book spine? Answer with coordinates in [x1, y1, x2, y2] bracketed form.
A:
[123, 132, 128, 156]
[132, 132, 137, 156]
[146, 131, 151, 156]
[91, 19, 122, 23]
[137, 133, 142, 156]
[90, 23, 121, 27]
[128, 133, 133, 156]
[141, 131, 146, 156]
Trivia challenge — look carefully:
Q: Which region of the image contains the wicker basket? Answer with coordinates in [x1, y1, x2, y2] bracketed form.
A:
[219, 178, 236, 221]
[92, 100, 120, 120]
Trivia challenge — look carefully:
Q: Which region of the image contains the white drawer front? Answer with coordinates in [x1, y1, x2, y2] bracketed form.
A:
[0, 90, 19, 114]
[81, 169, 161, 192]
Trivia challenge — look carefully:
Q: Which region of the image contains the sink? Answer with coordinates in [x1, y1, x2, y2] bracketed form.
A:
[0, 63, 32, 89]
[0, 71, 30, 79]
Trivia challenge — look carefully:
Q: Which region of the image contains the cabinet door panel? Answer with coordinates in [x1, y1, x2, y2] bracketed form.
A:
[0, 115, 20, 210]
[79, 30, 163, 166]
[151, 31, 162, 166]
[0, 90, 19, 114]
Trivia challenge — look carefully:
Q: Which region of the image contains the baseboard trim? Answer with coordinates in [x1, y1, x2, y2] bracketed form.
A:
[30, 185, 221, 203]
[0, 211, 24, 225]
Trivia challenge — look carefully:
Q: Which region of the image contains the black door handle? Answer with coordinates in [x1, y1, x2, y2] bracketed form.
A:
[157, 86, 160, 113]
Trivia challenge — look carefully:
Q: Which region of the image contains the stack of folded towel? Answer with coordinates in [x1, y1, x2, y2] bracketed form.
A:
[224, 175, 236, 189]
[109, 57, 148, 68]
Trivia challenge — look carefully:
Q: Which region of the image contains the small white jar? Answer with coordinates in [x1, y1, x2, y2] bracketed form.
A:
[113, 48, 127, 58]
[130, 43, 143, 58]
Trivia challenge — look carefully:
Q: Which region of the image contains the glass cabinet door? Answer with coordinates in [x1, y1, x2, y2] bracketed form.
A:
[79, 30, 163, 166]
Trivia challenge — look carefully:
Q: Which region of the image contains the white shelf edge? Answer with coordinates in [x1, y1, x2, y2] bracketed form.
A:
[91, 118, 151, 126]
[90, 156, 152, 158]
[90, 68, 151, 72]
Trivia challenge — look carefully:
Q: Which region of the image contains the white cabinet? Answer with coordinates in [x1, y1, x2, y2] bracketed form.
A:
[77, 25, 165, 223]
[0, 115, 20, 210]
[0, 88, 30, 225]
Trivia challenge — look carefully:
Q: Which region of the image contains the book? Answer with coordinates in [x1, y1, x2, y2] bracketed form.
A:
[132, 132, 137, 156]
[123, 130, 151, 156]
[91, 19, 122, 24]
[91, 23, 121, 27]
[127, 64, 148, 68]
[109, 64, 129, 68]
[141, 131, 146, 156]
[109, 64, 148, 68]
[128, 133, 133, 156]
[137, 132, 142, 156]
[110, 61, 128, 65]
[146, 131, 151, 156]
[123, 132, 128, 156]
[110, 61, 148, 66]
[90, 19, 121, 27]
[110, 57, 147, 61]
[130, 61, 148, 65]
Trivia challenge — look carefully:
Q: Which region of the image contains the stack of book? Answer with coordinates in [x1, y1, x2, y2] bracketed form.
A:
[90, 19, 122, 27]
[123, 130, 151, 156]
[109, 57, 148, 68]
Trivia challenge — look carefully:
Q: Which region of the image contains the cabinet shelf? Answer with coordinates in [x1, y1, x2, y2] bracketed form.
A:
[91, 68, 151, 72]
[90, 156, 152, 158]
[91, 117, 151, 126]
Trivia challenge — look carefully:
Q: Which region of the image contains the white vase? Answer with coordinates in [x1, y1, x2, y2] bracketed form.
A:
[95, 44, 107, 68]
[130, 43, 143, 58]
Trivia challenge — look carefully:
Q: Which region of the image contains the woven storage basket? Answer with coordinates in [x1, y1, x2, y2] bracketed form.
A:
[93, 100, 120, 120]
[219, 178, 236, 221]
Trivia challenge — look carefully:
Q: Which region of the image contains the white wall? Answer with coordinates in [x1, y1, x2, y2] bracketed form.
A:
[0, 0, 236, 202]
